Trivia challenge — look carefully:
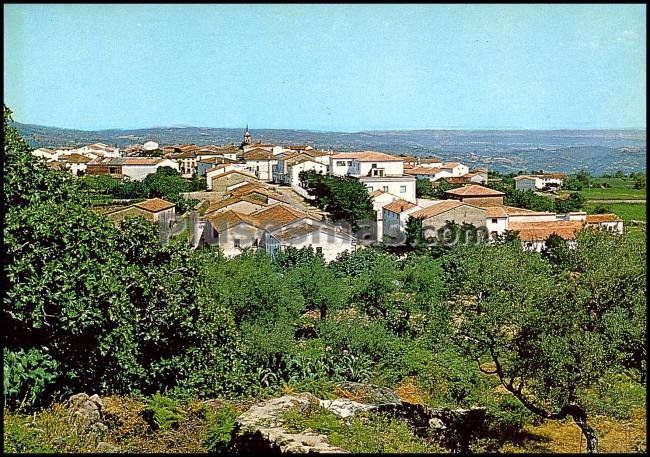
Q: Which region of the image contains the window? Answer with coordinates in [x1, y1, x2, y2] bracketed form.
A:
[371, 163, 377, 168]
[336, 160, 347, 166]
[492, 218, 498, 224]
[234, 239, 241, 248]
[400, 185, 407, 193]
[109, 167, 119, 174]
[367, 186, 374, 191]
[316, 247, 323, 255]
[347, 161, 353, 166]
[382, 186, 389, 192]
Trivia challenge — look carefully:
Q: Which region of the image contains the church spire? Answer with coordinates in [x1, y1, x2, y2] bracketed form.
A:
[241, 124, 252, 148]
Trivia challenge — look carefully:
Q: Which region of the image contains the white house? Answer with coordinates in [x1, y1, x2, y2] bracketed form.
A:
[514, 173, 566, 191]
[57, 153, 93, 176]
[358, 175, 417, 204]
[274, 155, 328, 186]
[86, 157, 179, 181]
[369, 190, 401, 242]
[382, 199, 422, 241]
[264, 218, 356, 263]
[242, 148, 278, 181]
[329, 151, 404, 177]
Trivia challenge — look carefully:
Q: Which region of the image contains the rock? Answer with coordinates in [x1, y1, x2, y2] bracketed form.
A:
[229, 393, 347, 454]
[96, 441, 119, 453]
[65, 393, 105, 431]
[319, 399, 377, 418]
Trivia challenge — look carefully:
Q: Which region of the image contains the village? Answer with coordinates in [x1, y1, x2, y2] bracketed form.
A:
[31, 127, 624, 261]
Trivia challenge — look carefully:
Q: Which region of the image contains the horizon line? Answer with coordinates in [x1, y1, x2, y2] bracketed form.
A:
[11, 120, 647, 134]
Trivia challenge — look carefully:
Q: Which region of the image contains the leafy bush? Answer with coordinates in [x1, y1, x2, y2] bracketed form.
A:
[204, 404, 239, 453]
[3, 348, 59, 411]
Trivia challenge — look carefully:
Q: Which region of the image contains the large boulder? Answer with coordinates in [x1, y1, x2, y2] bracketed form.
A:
[64, 393, 107, 432]
[228, 393, 347, 454]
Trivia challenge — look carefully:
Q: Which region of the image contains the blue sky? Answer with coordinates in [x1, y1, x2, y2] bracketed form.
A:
[3, 4, 646, 131]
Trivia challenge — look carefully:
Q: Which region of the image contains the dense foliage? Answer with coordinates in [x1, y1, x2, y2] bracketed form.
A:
[79, 168, 205, 212]
[299, 169, 374, 230]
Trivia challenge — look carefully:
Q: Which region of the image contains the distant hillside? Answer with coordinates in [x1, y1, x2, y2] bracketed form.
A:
[12, 122, 646, 174]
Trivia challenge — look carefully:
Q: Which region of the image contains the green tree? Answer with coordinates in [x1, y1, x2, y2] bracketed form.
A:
[442, 233, 645, 453]
[415, 178, 435, 198]
[286, 256, 346, 319]
[299, 170, 374, 230]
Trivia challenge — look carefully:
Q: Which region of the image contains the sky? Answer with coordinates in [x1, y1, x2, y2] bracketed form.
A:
[3, 4, 647, 131]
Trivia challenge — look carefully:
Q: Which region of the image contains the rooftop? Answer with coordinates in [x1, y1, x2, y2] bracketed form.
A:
[331, 151, 404, 162]
[508, 221, 583, 242]
[445, 184, 505, 197]
[383, 199, 418, 214]
[134, 198, 176, 213]
[410, 200, 484, 219]
[585, 214, 623, 223]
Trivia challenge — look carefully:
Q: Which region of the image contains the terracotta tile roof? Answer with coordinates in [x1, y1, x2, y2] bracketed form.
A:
[330, 151, 404, 162]
[119, 157, 165, 166]
[420, 157, 442, 163]
[286, 154, 317, 167]
[200, 156, 238, 164]
[486, 205, 549, 217]
[229, 182, 267, 195]
[404, 166, 440, 176]
[243, 148, 275, 160]
[167, 151, 196, 159]
[410, 200, 482, 219]
[302, 149, 330, 157]
[441, 162, 462, 169]
[508, 221, 583, 242]
[442, 176, 471, 184]
[229, 184, 290, 203]
[59, 153, 93, 163]
[204, 195, 269, 215]
[134, 198, 176, 213]
[205, 210, 261, 231]
[383, 199, 418, 214]
[206, 163, 234, 173]
[369, 190, 386, 198]
[585, 214, 623, 223]
[445, 184, 505, 197]
[211, 169, 257, 180]
[251, 204, 310, 229]
[270, 222, 352, 242]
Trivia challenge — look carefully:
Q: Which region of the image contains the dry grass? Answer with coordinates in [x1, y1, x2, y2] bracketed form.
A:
[500, 408, 646, 454]
[394, 376, 430, 405]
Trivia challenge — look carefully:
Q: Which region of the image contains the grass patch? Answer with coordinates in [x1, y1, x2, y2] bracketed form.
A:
[585, 202, 646, 222]
[579, 187, 646, 200]
[281, 405, 442, 453]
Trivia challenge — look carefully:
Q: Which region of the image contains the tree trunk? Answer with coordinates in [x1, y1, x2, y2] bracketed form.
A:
[572, 411, 598, 453]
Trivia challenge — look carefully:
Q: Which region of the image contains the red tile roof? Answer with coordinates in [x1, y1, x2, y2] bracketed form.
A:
[508, 221, 583, 242]
[134, 198, 176, 212]
[445, 184, 505, 197]
[331, 151, 404, 162]
[585, 214, 623, 223]
[383, 199, 418, 214]
[410, 200, 484, 219]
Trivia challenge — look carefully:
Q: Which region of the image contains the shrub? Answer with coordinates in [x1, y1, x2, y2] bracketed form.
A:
[3, 348, 59, 411]
[204, 404, 239, 453]
[145, 393, 186, 431]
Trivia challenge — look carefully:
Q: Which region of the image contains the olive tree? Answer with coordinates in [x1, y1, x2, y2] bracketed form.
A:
[442, 232, 645, 453]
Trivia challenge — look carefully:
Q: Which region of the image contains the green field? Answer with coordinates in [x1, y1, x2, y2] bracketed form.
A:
[578, 187, 646, 200]
[579, 176, 646, 200]
[585, 202, 646, 222]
